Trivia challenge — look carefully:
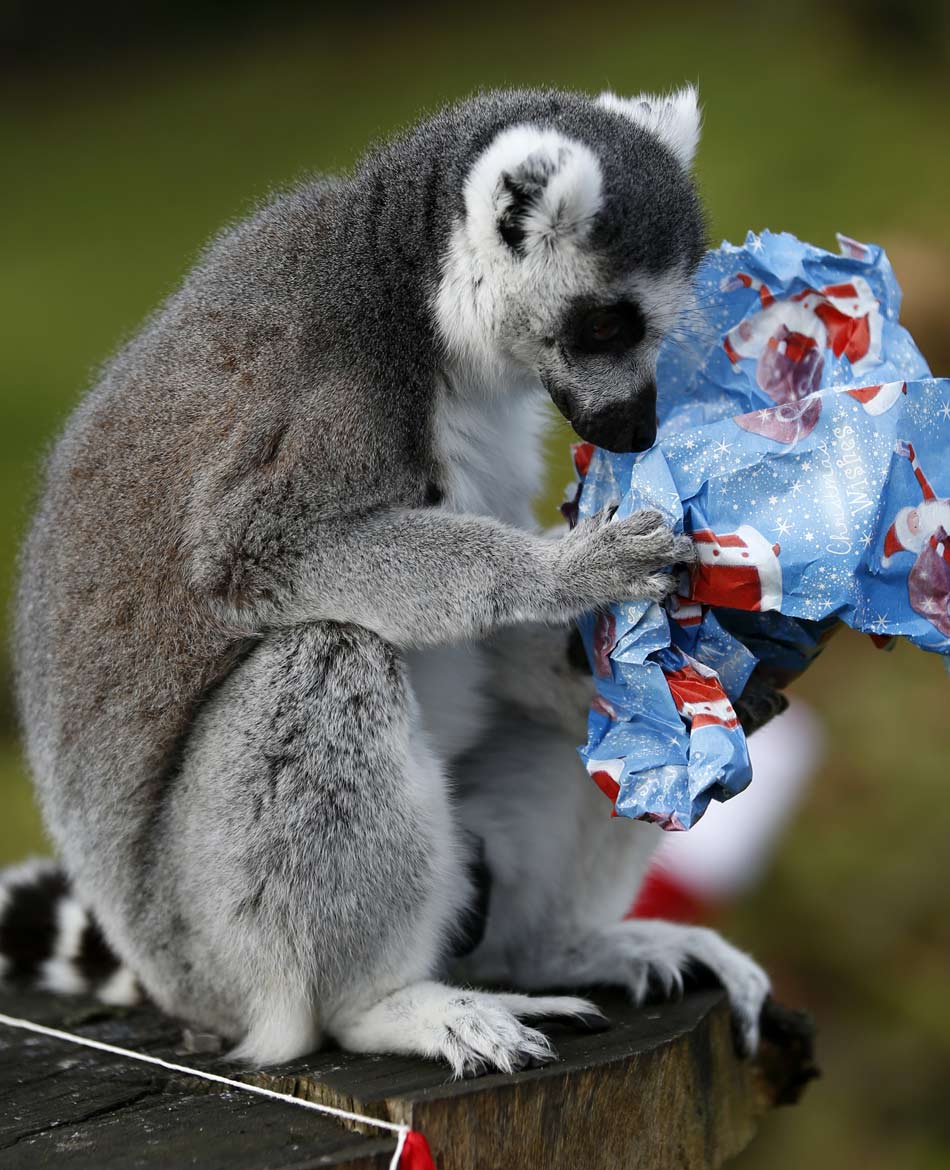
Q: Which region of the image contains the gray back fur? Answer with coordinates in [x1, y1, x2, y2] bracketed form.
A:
[14, 87, 703, 945]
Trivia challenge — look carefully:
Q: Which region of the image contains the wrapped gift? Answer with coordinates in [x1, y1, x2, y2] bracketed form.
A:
[573, 231, 945, 829]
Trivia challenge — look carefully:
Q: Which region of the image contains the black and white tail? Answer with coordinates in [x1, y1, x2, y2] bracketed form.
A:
[0, 860, 140, 1006]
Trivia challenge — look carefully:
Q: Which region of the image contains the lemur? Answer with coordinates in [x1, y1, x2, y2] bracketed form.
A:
[7, 87, 778, 1075]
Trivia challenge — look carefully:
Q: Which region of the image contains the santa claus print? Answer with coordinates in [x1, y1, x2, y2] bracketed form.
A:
[906, 534, 950, 638]
[685, 525, 783, 613]
[667, 591, 703, 629]
[722, 271, 884, 445]
[662, 656, 741, 731]
[882, 441, 950, 637]
[845, 380, 907, 416]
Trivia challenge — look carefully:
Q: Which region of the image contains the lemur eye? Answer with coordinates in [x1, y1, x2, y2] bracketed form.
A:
[589, 313, 622, 342]
[576, 303, 646, 354]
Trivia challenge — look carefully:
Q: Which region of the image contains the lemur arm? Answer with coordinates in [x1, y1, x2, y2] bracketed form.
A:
[221, 507, 690, 650]
[182, 391, 690, 650]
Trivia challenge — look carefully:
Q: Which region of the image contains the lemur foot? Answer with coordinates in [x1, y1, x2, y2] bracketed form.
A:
[326, 982, 604, 1078]
[519, 921, 770, 1056]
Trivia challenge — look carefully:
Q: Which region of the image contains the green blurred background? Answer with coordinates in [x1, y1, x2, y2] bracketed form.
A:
[2, 1, 949, 1165]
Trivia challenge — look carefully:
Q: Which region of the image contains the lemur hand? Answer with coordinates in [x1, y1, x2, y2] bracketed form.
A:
[555, 508, 695, 610]
[733, 670, 789, 736]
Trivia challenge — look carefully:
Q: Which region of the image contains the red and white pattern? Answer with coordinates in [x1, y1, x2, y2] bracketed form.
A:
[586, 756, 624, 816]
[685, 526, 783, 613]
[723, 272, 886, 445]
[667, 591, 703, 628]
[846, 380, 906, 416]
[723, 273, 883, 376]
[663, 658, 740, 731]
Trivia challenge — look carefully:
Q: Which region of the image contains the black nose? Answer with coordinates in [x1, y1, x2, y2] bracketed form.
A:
[572, 383, 658, 453]
[579, 417, 656, 453]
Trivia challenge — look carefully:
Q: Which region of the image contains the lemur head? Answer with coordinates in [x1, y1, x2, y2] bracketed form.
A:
[435, 87, 705, 453]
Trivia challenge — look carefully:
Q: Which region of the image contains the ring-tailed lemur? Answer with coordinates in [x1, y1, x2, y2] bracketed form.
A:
[7, 86, 774, 1074]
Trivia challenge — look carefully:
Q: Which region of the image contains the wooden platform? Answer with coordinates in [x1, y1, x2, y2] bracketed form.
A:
[0, 987, 816, 1169]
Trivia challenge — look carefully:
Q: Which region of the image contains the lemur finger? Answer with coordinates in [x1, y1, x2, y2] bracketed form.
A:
[638, 570, 681, 603]
[494, 992, 610, 1034]
[573, 505, 624, 536]
[611, 519, 686, 573]
[568, 1011, 613, 1034]
[672, 532, 697, 565]
[615, 507, 666, 536]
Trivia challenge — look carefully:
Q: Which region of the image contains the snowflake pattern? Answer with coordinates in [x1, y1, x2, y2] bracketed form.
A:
[575, 229, 946, 833]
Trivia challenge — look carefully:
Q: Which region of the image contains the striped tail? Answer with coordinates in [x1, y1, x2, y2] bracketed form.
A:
[0, 860, 140, 1006]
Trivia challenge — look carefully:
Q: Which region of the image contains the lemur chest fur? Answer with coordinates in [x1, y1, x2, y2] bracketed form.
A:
[405, 382, 549, 761]
[429, 385, 548, 527]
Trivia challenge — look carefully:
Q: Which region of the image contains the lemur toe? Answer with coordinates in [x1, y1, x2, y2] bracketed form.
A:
[642, 570, 681, 602]
[569, 1010, 613, 1034]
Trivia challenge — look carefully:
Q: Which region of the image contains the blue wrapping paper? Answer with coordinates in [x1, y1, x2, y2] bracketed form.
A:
[574, 230, 946, 830]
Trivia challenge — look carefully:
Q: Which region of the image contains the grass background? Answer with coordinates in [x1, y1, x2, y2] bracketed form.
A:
[2, 3, 949, 1165]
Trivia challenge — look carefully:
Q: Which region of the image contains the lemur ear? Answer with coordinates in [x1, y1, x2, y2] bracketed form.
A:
[465, 125, 603, 258]
[597, 85, 701, 169]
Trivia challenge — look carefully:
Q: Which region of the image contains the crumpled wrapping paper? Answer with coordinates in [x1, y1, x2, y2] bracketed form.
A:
[572, 230, 946, 829]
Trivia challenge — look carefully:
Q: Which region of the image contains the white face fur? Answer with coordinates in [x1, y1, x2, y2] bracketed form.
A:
[433, 86, 702, 453]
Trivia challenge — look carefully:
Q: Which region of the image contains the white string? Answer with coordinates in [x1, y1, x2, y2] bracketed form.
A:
[391, 1125, 409, 1166]
[0, 1012, 411, 1170]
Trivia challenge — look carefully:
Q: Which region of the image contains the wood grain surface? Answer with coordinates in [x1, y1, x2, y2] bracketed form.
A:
[0, 986, 816, 1169]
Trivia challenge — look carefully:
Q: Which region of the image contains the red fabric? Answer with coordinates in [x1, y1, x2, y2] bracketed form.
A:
[590, 769, 621, 818]
[630, 870, 715, 924]
[401, 1130, 437, 1170]
[572, 442, 596, 477]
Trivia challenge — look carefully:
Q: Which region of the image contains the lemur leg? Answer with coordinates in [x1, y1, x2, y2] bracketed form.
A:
[454, 713, 770, 1053]
[153, 623, 596, 1071]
